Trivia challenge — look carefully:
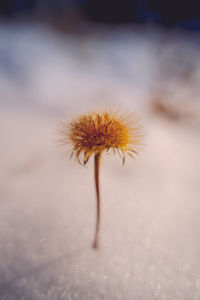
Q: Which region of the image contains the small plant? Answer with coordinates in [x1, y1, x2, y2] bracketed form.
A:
[59, 110, 143, 249]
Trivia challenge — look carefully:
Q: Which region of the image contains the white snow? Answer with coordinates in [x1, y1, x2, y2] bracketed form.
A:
[0, 21, 200, 300]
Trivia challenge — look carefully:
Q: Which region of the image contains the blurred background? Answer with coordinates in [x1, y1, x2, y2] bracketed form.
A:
[1, 0, 200, 29]
[1, 1, 200, 300]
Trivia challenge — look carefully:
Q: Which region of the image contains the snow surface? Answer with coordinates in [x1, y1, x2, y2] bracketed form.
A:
[0, 22, 200, 300]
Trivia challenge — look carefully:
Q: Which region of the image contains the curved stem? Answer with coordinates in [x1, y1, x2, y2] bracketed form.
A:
[92, 152, 101, 249]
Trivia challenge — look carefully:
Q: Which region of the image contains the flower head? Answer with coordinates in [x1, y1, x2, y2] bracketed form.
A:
[59, 110, 143, 165]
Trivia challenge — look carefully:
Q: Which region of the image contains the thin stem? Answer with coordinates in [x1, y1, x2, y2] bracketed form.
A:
[92, 152, 101, 249]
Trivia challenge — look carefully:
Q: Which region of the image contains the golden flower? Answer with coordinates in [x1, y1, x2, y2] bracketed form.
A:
[58, 110, 143, 249]
[59, 110, 143, 165]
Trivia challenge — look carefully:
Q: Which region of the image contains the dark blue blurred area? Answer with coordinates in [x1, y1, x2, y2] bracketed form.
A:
[0, 0, 200, 31]
[0, 0, 35, 16]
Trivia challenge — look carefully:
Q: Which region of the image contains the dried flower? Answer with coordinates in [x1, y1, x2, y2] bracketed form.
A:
[59, 110, 143, 248]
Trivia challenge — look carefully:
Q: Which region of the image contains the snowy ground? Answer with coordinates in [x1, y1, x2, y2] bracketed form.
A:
[0, 22, 200, 300]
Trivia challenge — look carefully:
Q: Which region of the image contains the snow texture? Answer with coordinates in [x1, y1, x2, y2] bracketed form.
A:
[0, 22, 200, 300]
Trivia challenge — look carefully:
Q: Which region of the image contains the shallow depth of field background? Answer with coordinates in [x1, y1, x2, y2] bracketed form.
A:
[1, 2, 200, 300]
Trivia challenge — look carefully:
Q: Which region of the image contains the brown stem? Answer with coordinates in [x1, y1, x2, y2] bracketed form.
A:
[92, 152, 101, 249]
